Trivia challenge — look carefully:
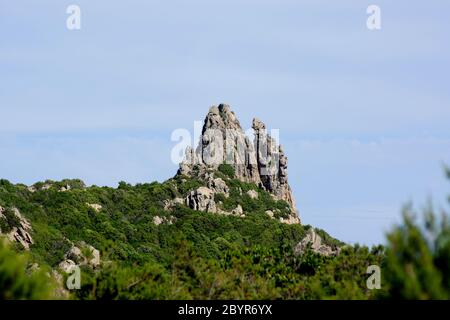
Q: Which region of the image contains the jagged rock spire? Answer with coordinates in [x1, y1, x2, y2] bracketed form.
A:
[202, 104, 243, 132]
[252, 117, 297, 211]
[178, 104, 300, 223]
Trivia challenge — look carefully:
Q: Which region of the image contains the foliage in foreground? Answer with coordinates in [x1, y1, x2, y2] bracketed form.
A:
[0, 239, 54, 299]
[381, 205, 450, 299]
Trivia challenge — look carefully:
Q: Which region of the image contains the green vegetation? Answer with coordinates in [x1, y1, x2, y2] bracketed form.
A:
[0, 169, 449, 300]
[1, 207, 20, 233]
[218, 163, 235, 178]
[0, 239, 55, 299]
[214, 177, 292, 219]
[380, 205, 450, 299]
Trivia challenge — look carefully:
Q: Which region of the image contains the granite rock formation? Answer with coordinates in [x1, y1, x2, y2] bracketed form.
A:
[58, 242, 101, 272]
[178, 104, 300, 224]
[294, 229, 339, 256]
[0, 206, 34, 250]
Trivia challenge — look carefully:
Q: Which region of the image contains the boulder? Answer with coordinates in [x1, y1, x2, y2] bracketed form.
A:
[163, 197, 184, 211]
[246, 189, 259, 199]
[58, 259, 77, 273]
[153, 215, 176, 226]
[62, 242, 101, 268]
[41, 184, 52, 190]
[294, 229, 339, 257]
[280, 215, 301, 225]
[186, 187, 217, 213]
[65, 246, 84, 264]
[231, 204, 244, 217]
[207, 177, 229, 197]
[265, 210, 274, 218]
[86, 203, 102, 212]
[59, 185, 71, 192]
[88, 245, 101, 267]
[153, 216, 164, 226]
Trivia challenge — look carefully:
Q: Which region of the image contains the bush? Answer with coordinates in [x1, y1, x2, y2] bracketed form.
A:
[218, 164, 235, 179]
[0, 239, 55, 299]
[381, 207, 450, 299]
[0, 207, 21, 233]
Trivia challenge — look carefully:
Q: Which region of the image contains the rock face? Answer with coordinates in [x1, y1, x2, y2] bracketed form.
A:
[246, 190, 258, 200]
[86, 203, 102, 212]
[153, 215, 176, 226]
[178, 104, 300, 223]
[0, 206, 34, 250]
[58, 259, 78, 273]
[58, 242, 101, 271]
[207, 177, 229, 196]
[184, 185, 245, 218]
[294, 229, 339, 257]
[186, 187, 217, 213]
[163, 197, 184, 211]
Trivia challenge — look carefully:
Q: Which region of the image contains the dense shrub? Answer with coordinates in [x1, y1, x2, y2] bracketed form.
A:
[0, 207, 21, 233]
[380, 207, 450, 299]
[0, 239, 55, 299]
[218, 164, 235, 178]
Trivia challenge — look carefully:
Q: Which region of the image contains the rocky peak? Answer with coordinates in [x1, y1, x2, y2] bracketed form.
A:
[252, 117, 266, 131]
[252, 117, 297, 210]
[178, 104, 300, 224]
[203, 104, 243, 133]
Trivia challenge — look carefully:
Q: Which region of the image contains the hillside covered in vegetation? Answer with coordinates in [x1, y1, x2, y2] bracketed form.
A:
[0, 173, 381, 300]
[1, 105, 449, 300]
[1, 172, 449, 300]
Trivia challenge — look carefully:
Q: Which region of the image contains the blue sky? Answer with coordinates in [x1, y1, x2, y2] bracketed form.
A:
[1, 1, 449, 245]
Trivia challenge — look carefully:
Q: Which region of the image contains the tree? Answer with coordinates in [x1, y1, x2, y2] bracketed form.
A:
[0, 239, 55, 300]
[381, 170, 450, 299]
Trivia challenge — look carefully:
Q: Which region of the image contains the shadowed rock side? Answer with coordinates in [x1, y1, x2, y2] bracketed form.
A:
[0, 206, 34, 250]
[178, 104, 300, 224]
[294, 229, 340, 257]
